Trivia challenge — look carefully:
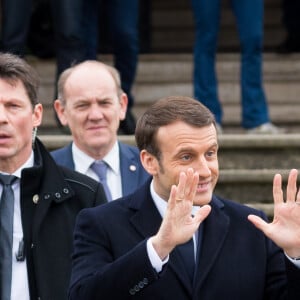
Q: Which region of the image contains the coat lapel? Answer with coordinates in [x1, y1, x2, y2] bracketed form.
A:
[119, 143, 141, 197]
[193, 197, 230, 290]
[128, 181, 162, 239]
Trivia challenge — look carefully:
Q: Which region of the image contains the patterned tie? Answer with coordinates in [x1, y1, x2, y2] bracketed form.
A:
[0, 174, 17, 300]
[91, 161, 112, 202]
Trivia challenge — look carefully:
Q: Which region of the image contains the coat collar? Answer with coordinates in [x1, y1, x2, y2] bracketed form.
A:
[21, 139, 75, 234]
[128, 178, 162, 239]
[25, 138, 75, 204]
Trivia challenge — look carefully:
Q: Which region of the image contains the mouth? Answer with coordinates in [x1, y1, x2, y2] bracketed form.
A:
[87, 123, 107, 130]
[197, 181, 210, 192]
[0, 135, 12, 146]
[0, 133, 11, 139]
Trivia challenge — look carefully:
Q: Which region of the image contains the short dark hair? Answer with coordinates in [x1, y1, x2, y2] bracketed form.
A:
[0, 52, 39, 106]
[135, 95, 216, 159]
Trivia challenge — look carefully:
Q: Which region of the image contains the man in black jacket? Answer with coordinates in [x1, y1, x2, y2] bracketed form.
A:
[0, 52, 106, 300]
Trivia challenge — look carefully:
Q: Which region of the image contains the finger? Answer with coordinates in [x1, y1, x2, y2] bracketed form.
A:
[184, 168, 198, 203]
[248, 214, 270, 237]
[176, 171, 187, 200]
[286, 169, 298, 204]
[273, 173, 283, 205]
[193, 205, 211, 224]
[168, 185, 179, 210]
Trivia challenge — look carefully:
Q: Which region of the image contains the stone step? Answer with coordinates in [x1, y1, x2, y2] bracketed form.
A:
[33, 53, 300, 83]
[218, 134, 300, 169]
[134, 53, 300, 83]
[215, 169, 290, 205]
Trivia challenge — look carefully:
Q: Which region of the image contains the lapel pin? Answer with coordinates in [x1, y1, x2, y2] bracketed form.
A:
[129, 165, 137, 172]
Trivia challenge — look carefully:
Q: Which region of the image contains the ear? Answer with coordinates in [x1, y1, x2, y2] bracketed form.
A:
[118, 93, 128, 121]
[54, 99, 68, 126]
[140, 150, 159, 176]
[32, 103, 43, 127]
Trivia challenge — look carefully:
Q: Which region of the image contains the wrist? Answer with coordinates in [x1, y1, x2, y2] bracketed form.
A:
[150, 236, 174, 261]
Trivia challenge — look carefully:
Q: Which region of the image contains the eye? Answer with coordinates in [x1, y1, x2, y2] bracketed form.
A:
[206, 149, 217, 158]
[181, 154, 191, 161]
[7, 102, 21, 109]
[98, 99, 112, 106]
[75, 102, 89, 110]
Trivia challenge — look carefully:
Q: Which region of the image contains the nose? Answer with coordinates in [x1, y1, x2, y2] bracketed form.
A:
[196, 156, 211, 177]
[88, 105, 104, 120]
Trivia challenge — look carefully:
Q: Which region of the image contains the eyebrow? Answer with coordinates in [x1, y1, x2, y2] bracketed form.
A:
[177, 141, 218, 152]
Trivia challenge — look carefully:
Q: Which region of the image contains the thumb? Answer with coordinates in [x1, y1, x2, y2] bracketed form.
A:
[248, 214, 269, 235]
[194, 205, 211, 223]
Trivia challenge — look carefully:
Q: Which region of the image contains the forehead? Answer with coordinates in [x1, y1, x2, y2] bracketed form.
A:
[65, 64, 117, 95]
[0, 78, 30, 102]
[156, 121, 217, 152]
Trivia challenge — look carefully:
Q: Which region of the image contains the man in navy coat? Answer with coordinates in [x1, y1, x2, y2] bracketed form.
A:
[69, 96, 300, 299]
[52, 60, 149, 200]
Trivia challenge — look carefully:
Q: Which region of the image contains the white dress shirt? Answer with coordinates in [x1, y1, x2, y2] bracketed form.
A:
[72, 142, 122, 200]
[0, 151, 34, 300]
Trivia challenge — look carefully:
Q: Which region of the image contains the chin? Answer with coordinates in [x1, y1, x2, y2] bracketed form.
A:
[194, 193, 212, 206]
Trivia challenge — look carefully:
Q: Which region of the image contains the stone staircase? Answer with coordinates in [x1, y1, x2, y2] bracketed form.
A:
[29, 0, 300, 218]
[32, 52, 300, 135]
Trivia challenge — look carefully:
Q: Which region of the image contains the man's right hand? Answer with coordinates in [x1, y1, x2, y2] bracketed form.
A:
[150, 168, 211, 260]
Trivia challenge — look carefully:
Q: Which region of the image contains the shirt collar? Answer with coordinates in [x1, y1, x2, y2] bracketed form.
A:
[0, 151, 34, 179]
[72, 142, 120, 175]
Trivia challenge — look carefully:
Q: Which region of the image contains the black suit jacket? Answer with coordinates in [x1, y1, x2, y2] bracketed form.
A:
[69, 179, 300, 300]
[21, 139, 106, 300]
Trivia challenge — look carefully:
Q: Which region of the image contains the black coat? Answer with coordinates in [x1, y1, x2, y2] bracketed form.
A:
[70, 179, 300, 300]
[20, 138, 106, 300]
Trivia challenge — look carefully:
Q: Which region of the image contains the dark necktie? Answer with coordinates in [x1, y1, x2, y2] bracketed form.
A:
[91, 161, 112, 202]
[0, 174, 17, 300]
[177, 238, 195, 282]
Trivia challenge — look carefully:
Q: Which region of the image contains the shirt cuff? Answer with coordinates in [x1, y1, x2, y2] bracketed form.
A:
[146, 238, 169, 273]
[285, 252, 300, 268]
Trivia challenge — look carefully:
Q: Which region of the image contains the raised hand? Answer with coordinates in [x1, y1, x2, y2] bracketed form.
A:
[248, 169, 300, 258]
[151, 168, 211, 260]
